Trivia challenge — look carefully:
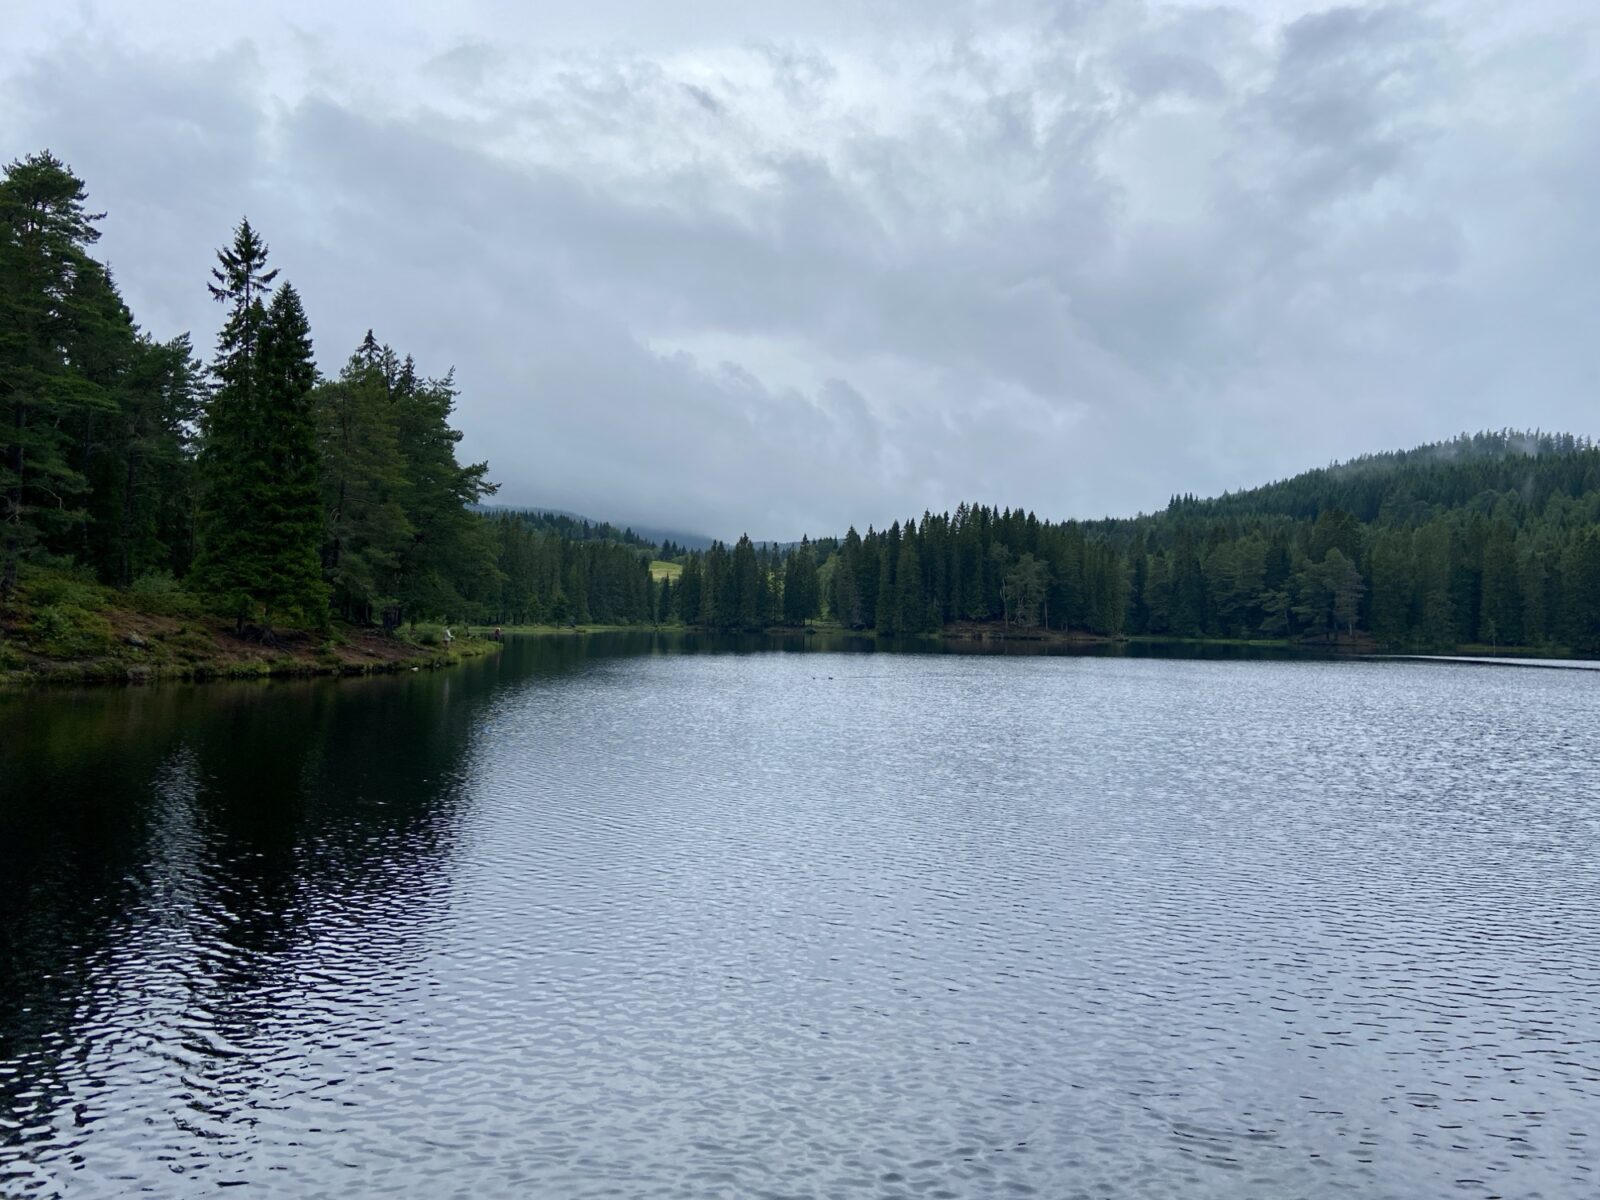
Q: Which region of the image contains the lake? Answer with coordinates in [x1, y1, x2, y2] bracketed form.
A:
[3, 634, 1598, 1198]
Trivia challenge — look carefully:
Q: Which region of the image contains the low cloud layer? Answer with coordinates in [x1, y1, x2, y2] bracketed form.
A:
[6, 1, 1597, 538]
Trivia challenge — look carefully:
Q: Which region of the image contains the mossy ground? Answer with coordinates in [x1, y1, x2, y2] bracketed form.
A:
[1, 568, 500, 687]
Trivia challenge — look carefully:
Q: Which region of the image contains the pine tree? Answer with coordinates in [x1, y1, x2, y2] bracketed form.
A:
[1368, 530, 1413, 646]
[387, 361, 497, 624]
[0, 152, 116, 593]
[190, 218, 278, 627]
[894, 537, 926, 632]
[731, 535, 760, 629]
[253, 283, 328, 628]
[84, 332, 203, 586]
[315, 333, 411, 622]
[1564, 530, 1600, 651]
[676, 554, 701, 623]
[783, 536, 820, 625]
[1478, 521, 1520, 645]
[191, 222, 325, 633]
[698, 542, 725, 627]
[832, 545, 862, 627]
[874, 522, 900, 634]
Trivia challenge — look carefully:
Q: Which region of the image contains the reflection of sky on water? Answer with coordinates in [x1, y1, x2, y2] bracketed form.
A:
[3, 639, 1599, 1197]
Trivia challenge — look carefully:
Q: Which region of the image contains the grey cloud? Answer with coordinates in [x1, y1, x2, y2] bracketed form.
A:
[6, 40, 269, 340]
[1259, 5, 1449, 202]
[681, 83, 724, 114]
[4, 1, 1597, 538]
[1108, 7, 1250, 102]
[423, 42, 502, 91]
[752, 42, 838, 107]
[1114, 47, 1225, 101]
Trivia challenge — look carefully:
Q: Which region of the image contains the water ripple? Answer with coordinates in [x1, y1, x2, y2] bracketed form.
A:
[2, 648, 1599, 1197]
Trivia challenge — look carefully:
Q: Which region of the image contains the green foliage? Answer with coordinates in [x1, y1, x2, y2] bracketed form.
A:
[129, 569, 180, 599]
[1109, 435, 1600, 648]
[494, 509, 656, 549]
[29, 603, 113, 657]
[314, 333, 409, 623]
[81, 334, 204, 586]
[7, 154, 1600, 659]
[1, 155, 510, 639]
[0, 152, 120, 593]
[652, 436, 1600, 654]
[386, 357, 497, 623]
[1003, 552, 1048, 628]
[128, 570, 204, 617]
[782, 537, 820, 625]
[190, 226, 327, 630]
[22, 569, 108, 611]
[463, 512, 661, 626]
[254, 284, 328, 623]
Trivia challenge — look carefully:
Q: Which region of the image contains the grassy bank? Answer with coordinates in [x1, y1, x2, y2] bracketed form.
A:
[0, 570, 500, 688]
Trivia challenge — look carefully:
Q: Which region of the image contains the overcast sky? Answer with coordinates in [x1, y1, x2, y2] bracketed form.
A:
[5, 1, 1597, 539]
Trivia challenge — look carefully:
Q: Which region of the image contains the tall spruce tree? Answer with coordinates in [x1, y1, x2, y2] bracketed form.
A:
[191, 218, 274, 623]
[254, 283, 327, 628]
[191, 221, 325, 633]
[783, 536, 820, 625]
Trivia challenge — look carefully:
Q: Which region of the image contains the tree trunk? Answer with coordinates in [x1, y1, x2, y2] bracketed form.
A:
[0, 530, 16, 596]
[2, 403, 24, 597]
[119, 443, 139, 588]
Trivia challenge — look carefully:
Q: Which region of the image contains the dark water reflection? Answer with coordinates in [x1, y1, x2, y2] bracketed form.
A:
[3, 635, 1599, 1197]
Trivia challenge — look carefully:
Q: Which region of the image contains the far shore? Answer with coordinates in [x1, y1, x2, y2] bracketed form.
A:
[468, 623, 1592, 662]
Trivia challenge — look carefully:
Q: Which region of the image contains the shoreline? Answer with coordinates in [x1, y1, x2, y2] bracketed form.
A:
[11, 603, 1588, 688]
[2, 608, 501, 689]
[1, 636, 501, 688]
[469, 623, 1590, 662]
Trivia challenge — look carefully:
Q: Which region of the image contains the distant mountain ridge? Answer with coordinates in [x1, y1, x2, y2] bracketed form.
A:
[472, 428, 1600, 653]
[476, 505, 716, 551]
[1142, 429, 1597, 526]
[486, 431, 1597, 553]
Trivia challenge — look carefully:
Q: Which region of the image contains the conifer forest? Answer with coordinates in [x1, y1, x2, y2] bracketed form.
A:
[5, 151, 1600, 654]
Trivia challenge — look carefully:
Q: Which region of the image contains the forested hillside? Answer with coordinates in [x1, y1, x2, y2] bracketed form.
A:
[643, 432, 1600, 651]
[1099, 432, 1600, 649]
[6, 151, 1598, 657]
[483, 433, 1600, 655]
[0, 151, 496, 645]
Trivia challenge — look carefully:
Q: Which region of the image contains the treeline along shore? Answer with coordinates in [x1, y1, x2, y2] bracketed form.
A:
[504, 425, 1600, 656]
[5, 152, 1600, 684]
[1, 152, 503, 682]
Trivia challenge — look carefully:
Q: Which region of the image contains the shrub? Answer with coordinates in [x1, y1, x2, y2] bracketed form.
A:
[23, 571, 107, 611]
[129, 571, 204, 617]
[411, 623, 445, 647]
[30, 604, 115, 658]
[169, 627, 216, 662]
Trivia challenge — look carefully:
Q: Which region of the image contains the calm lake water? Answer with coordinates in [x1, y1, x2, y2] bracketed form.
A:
[3, 635, 1599, 1198]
